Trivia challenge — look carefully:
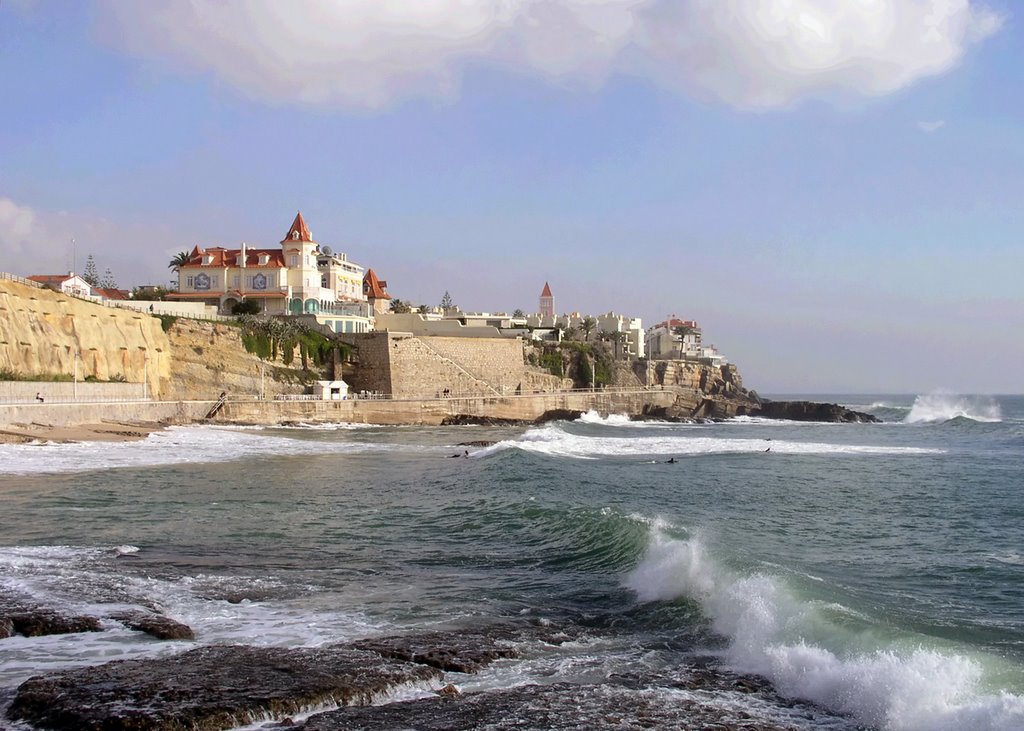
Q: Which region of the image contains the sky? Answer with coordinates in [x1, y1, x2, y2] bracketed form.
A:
[1, 0, 1021, 394]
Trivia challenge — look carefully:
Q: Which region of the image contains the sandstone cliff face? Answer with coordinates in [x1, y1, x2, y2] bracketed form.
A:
[162, 319, 320, 401]
[0, 279, 169, 397]
[638, 359, 758, 419]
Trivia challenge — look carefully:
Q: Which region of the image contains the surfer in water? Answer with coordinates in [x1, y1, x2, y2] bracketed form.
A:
[666, 457, 677, 464]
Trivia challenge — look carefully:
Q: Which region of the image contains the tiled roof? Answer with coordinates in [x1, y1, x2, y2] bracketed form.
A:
[540, 282, 553, 297]
[94, 287, 129, 300]
[363, 268, 389, 299]
[180, 247, 285, 268]
[28, 274, 75, 285]
[281, 211, 313, 243]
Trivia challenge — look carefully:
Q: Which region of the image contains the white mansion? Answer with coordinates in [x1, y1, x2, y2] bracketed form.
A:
[169, 212, 390, 334]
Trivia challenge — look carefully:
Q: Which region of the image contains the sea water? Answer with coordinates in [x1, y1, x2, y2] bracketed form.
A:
[1, 393, 1023, 730]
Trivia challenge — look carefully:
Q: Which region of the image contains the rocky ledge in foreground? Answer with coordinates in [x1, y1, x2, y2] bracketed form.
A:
[302, 668, 816, 731]
[7, 644, 442, 731]
[6, 622, 575, 731]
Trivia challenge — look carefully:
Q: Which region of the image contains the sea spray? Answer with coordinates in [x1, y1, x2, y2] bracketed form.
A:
[624, 526, 1024, 731]
[905, 393, 1002, 424]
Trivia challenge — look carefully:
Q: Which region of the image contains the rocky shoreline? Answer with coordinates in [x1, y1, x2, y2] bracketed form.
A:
[4, 616, 836, 731]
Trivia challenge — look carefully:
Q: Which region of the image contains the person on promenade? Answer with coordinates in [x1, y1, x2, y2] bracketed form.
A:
[35, 392, 44, 403]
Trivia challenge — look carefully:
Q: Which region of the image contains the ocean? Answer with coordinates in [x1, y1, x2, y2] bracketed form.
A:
[1, 392, 1022, 730]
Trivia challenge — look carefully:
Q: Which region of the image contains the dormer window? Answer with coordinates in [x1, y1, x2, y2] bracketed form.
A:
[292, 231, 299, 241]
[258, 254, 269, 266]
[236, 255, 245, 266]
[203, 255, 213, 265]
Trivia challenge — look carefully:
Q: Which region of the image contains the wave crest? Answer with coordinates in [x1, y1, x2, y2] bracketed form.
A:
[623, 528, 1024, 731]
[905, 393, 1002, 424]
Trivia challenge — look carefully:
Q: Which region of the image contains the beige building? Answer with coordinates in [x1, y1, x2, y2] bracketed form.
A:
[169, 212, 382, 334]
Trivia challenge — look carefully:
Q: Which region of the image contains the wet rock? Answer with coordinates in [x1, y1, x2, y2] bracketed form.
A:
[0, 590, 104, 639]
[440, 415, 527, 426]
[350, 622, 580, 675]
[301, 682, 801, 731]
[7, 611, 102, 637]
[533, 409, 583, 424]
[7, 644, 441, 731]
[111, 611, 196, 641]
[456, 440, 496, 447]
[755, 400, 878, 423]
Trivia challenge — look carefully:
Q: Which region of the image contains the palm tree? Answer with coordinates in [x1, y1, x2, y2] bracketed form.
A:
[580, 317, 597, 342]
[168, 251, 190, 271]
[673, 324, 696, 359]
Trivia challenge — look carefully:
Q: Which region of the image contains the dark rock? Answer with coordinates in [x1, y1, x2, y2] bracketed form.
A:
[7, 644, 441, 731]
[301, 681, 800, 731]
[755, 400, 878, 423]
[533, 409, 583, 424]
[440, 415, 527, 426]
[8, 611, 102, 637]
[456, 440, 496, 447]
[350, 622, 577, 675]
[111, 611, 195, 641]
[0, 616, 13, 639]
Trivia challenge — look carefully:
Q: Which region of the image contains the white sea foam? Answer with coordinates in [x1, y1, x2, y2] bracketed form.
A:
[0, 424, 416, 475]
[575, 410, 671, 427]
[624, 529, 1024, 731]
[474, 423, 943, 460]
[905, 392, 1002, 424]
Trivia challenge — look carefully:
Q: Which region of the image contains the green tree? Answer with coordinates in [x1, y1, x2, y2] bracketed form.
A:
[580, 317, 597, 342]
[168, 251, 190, 271]
[577, 353, 593, 388]
[673, 324, 697, 359]
[100, 268, 117, 289]
[512, 308, 525, 318]
[82, 255, 99, 286]
[232, 300, 262, 315]
[390, 299, 412, 314]
[440, 291, 453, 310]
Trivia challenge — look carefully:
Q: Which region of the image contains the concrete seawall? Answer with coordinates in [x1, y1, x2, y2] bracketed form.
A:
[0, 390, 678, 430]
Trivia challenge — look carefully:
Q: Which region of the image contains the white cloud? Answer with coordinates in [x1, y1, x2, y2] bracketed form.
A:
[93, 0, 1002, 110]
[918, 120, 947, 132]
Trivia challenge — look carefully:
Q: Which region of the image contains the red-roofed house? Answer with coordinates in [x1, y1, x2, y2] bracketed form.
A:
[168, 212, 383, 334]
[28, 273, 93, 298]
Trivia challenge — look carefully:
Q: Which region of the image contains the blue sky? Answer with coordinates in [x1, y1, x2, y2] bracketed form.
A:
[1, 1, 1021, 393]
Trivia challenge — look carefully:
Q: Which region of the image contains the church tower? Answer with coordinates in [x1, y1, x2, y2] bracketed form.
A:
[539, 281, 554, 318]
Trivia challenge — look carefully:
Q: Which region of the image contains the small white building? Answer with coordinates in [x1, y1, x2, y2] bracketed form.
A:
[316, 380, 349, 400]
[27, 273, 93, 299]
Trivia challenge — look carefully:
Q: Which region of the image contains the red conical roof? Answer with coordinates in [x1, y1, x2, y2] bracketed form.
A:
[363, 268, 390, 299]
[540, 282, 553, 297]
[281, 211, 313, 243]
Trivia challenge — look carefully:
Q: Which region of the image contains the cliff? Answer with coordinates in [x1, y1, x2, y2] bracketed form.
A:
[0, 278, 169, 397]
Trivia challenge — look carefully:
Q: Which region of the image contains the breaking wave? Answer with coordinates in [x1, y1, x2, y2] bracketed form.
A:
[905, 393, 1002, 424]
[624, 526, 1024, 731]
[474, 423, 943, 460]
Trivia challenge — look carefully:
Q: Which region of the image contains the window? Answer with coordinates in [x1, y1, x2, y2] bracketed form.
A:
[290, 255, 298, 267]
[186, 276, 194, 287]
[233, 275, 240, 287]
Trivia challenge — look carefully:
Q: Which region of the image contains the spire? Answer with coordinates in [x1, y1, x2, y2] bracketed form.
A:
[541, 281, 553, 297]
[281, 211, 314, 244]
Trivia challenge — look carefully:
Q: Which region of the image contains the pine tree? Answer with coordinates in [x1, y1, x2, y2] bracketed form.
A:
[440, 291, 453, 310]
[82, 255, 99, 286]
[100, 268, 117, 289]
